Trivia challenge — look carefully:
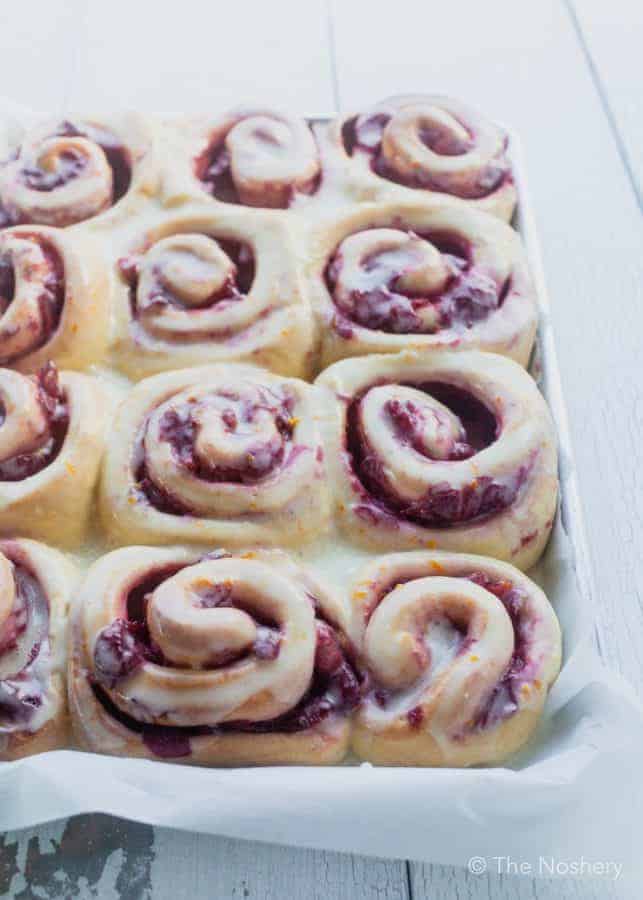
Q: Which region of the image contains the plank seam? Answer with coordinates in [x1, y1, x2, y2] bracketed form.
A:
[564, 0, 642, 212]
[324, 0, 341, 111]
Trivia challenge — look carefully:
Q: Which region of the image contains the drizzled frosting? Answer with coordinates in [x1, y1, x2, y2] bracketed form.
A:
[316, 350, 558, 569]
[350, 551, 561, 766]
[192, 109, 321, 208]
[71, 547, 358, 762]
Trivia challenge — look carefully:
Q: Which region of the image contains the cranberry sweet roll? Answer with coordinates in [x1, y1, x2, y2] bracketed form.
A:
[350, 551, 561, 766]
[0, 538, 78, 760]
[162, 108, 321, 210]
[309, 203, 536, 368]
[0, 114, 156, 229]
[316, 351, 557, 570]
[112, 211, 314, 379]
[70, 547, 359, 765]
[317, 95, 515, 220]
[0, 365, 109, 547]
[0, 226, 111, 371]
[100, 365, 330, 547]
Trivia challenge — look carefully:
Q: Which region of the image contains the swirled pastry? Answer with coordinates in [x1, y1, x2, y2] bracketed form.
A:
[100, 365, 330, 547]
[0, 364, 109, 547]
[112, 210, 314, 379]
[316, 351, 557, 569]
[350, 551, 561, 766]
[69, 546, 359, 764]
[309, 202, 536, 367]
[0, 538, 78, 759]
[317, 95, 516, 220]
[162, 108, 321, 210]
[0, 114, 156, 229]
[0, 225, 111, 372]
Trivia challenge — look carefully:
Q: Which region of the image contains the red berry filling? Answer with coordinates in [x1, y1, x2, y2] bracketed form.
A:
[325, 228, 506, 337]
[91, 574, 361, 758]
[0, 363, 69, 481]
[341, 114, 510, 199]
[119, 238, 256, 328]
[134, 387, 298, 515]
[0, 559, 49, 729]
[346, 380, 529, 528]
[0, 235, 65, 363]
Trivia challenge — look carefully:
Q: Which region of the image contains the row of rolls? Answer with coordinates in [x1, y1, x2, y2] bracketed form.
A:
[0, 355, 556, 567]
[1, 539, 561, 767]
[0, 202, 535, 379]
[0, 97, 534, 380]
[0, 354, 561, 767]
[0, 97, 515, 229]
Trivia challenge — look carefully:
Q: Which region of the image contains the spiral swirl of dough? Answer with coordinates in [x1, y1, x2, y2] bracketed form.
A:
[69, 547, 357, 765]
[0, 365, 109, 547]
[0, 538, 78, 759]
[316, 350, 558, 569]
[350, 551, 561, 766]
[0, 115, 155, 229]
[317, 95, 516, 219]
[194, 109, 320, 208]
[113, 212, 315, 379]
[0, 226, 110, 371]
[309, 202, 536, 367]
[100, 365, 330, 547]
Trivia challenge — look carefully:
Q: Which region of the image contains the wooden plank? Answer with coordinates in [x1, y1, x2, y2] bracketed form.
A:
[330, 0, 643, 894]
[411, 864, 625, 899]
[571, 0, 643, 201]
[0, 815, 410, 900]
[152, 828, 409, 900]
[65, 0, 335, 113]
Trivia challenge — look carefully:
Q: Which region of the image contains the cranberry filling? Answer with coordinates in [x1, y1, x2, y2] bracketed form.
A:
[93, 559, 285, 690]
[91, 589, 361, 758]
[0, 236, 65, 361]
[326, 227, 506, 336]
[194, 129, 320, 208]
[51, 120, 132, 203]
[0, 363, 69, 481]
[0, 558, 49, 729]
[347, 380, 527, 528]
[21, 149, 87, 192]
[342, 113, 510, 199]
[385, 398, 474, 461]
[0, 254, 16, 306]
[120, 238, 256, 324]
[467, 573, 533, 730]
[135, 388, 297, 514]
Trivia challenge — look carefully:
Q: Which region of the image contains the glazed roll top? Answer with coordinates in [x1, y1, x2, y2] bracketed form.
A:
[0, 115, 154, 228]
[192, 109, 321, 208]
[70, 547, 359, 764]
[100, 365, 330, 547]
[316, 350, 558, 569]
[350, 551, 561, 766]
[113, 212, 314, 379]
[327, 95, 515, 218]
[309, 203, 536, 367]
[0, 538, 76, 758]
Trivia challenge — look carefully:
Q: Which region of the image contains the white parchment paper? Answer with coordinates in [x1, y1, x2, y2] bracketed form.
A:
[0, 102, 641, 874]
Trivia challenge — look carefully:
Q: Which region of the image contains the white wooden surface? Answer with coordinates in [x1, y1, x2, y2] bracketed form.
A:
[1, 0, 642, 896]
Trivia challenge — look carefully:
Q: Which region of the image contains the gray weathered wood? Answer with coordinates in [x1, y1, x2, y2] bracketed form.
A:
[0, 816, 410, 900]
